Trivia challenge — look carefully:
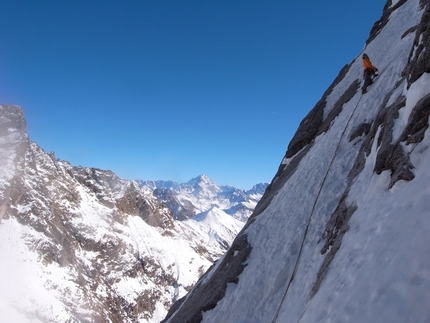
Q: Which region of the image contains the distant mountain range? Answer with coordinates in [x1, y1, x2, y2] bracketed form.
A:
[3, 1, 427, 323]
[0, 104, 267, 323]
[137, 175, 267, 222]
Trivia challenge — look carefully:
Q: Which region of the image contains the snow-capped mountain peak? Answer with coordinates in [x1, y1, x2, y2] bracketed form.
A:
[186, 174, 220, 198]
[186, 174, 213, 186]
[0, 105, 266, 323]
[138, 176, 268, 222]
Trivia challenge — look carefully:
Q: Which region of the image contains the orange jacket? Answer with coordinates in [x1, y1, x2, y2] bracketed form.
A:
[363, 57, 377, 70]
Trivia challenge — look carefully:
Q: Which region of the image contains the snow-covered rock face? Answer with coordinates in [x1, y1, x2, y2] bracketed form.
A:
[0, 105, 264, 322]
[162, 1, 430, 322]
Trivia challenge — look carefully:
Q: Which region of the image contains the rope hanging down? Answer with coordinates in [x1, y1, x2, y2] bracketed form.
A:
[270, 93, 363, 323]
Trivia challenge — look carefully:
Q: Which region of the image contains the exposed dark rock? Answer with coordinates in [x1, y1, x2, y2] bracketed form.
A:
[371, 93, 430, 188]
[71, 166, 175, 229]
[153, 188, 196, 220]
[250, 75, 360, 231]
[373, 96, 407, 174]
[312, 80, 428, 299]
[348, 91, 417, 189]
[313, 87, 430, 298]
[117, 184, 175, 229]
[366, 0, 408, 45]
[387, 145, 416, 188]
[192, 244, 216, 263]
[161, 233, 252, 323]
[72, 167, 119, 208]
[349, 122, 372, 142]
[117, 184, 146, 216]
[254, 77, 359, 230]
[138, 200, 174, 229]
[313, 192, 357, 297]
[286, 100, 325, 159]
[0, 104, 27, 134]
[348, 88, 399, 182]
[400, 94, 430, 144]
[404, 0, 430, 88]
[285, 64, 352, 159]
[317, 79, 361, 136]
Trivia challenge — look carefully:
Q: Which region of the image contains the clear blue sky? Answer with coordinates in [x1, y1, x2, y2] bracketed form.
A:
[1, 0, 386, 189]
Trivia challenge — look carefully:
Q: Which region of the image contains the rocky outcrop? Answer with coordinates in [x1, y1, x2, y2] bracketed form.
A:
[256, 75, 359, 222]
[367, 0, 408, 45]
[153, 188, 196, 220]
[404, 0, 430, 87]
[285, 64, 353, 159]
[161, 233, 252, 323]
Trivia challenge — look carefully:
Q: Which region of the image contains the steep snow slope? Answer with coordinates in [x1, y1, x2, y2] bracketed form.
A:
[181, 207, 244, 251]
[162, 1, 430, 322]
[0, 105, 260, 323]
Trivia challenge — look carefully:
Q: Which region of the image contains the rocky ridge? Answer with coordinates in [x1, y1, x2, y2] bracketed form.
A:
[0, 105, 264, 323]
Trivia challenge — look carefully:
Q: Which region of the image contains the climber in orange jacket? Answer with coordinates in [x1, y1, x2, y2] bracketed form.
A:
[361, 53, 378, 93]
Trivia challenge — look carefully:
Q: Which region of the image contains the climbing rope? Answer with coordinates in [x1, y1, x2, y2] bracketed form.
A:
[270, 93, 364, 323]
